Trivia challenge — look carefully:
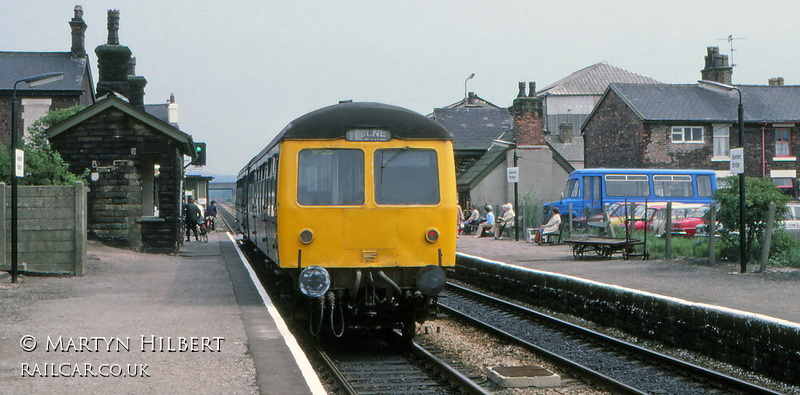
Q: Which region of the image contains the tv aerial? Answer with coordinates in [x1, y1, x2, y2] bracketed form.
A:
[718, 35, 747, 67]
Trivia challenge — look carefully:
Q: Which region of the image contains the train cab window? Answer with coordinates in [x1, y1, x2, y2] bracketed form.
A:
[374, 148, 439, 205]
[298, 149, 364, 206]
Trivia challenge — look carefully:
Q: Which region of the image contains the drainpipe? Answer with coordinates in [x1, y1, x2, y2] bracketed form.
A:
[761, 123, 767, 177]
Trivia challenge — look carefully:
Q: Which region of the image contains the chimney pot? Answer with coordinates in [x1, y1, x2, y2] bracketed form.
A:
[517, 82, 526, 98]
[528, 82, 536, 97]
[107, 9, 121, 45]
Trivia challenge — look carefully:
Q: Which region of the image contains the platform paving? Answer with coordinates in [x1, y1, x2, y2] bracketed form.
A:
[458, 235, 800, 325]
[0, 232, 323, 394]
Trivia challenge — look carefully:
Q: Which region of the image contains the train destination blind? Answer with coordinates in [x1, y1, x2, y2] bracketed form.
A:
[346, 129, 392, 142]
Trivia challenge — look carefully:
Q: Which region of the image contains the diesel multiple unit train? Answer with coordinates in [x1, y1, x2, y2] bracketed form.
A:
[236, 102, 456, 339]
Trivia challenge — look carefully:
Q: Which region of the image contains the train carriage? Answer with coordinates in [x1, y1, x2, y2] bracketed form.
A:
[237, 102, 456, 339]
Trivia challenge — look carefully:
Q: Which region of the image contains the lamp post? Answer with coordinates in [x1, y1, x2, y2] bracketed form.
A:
[698, 80, 746, 272]
[464, 73, 475, 105]
[492, 138, 519, 241]
[9, 72, 64, 283]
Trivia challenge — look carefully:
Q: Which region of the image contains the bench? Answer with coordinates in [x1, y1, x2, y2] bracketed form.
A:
[542, 222, 565, 245]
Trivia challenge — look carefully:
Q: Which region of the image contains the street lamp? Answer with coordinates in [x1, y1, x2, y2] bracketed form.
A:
[698, 79, 746, 273]
[464, 73, 475, 105]
[491, 138, 519, 241]
[9, 72, 64, 283]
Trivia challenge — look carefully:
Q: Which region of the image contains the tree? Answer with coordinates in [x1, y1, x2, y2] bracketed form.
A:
[0, 106, 88, 186]
[712, 176, 790, 262]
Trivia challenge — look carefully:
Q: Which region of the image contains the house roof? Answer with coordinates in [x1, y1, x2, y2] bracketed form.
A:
[439, 94, 502, 109]
[545, 134, 584, 163]
[537, 61, 661, 97]
[430, 107, 512, 151]
[0, 52, 91, 96]
[608, 83, 800, 123]
[144, 103, 169, 124]
[46, 95, 195, 157]
[457, 130, 514, 188]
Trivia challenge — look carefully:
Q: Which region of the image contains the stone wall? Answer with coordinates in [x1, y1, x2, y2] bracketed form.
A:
[49, 108, 184, 253]
[452, 254, 800, 385]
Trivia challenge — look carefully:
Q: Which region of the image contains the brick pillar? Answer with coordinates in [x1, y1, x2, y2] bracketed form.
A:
[512, 90, 545, 146]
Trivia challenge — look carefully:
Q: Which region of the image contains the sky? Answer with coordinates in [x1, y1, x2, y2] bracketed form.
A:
[4, 1, 800, 179]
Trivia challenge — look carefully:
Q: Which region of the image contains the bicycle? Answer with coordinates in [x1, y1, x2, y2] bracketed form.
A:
[197, 221, 208, 243]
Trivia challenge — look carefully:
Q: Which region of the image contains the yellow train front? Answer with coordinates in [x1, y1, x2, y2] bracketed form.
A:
[238, 102, 456, 339]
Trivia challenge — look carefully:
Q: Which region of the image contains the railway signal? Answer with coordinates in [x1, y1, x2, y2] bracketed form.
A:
[194, 142, 206, 166]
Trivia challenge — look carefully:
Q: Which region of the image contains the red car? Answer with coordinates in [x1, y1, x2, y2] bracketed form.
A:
[667, 205, 710, 237]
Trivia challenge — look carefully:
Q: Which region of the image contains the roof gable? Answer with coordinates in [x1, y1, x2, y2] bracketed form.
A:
[46, 95, 194, 155]
[431, 107, 512, 151]
[537, 61, 661, 97]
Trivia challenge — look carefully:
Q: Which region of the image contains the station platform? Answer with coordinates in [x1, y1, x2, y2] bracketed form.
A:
[0, 232, 324, 394]
[458, 235, 800, 325]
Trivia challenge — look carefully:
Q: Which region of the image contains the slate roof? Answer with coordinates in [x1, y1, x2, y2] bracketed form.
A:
[430, 107, 512, 151]
[47, 95, 195, 157]
[537, 61, 661, 97]
[608, 83, 800, 123]
[457, 130, 513, 188]
[0, 52, 90, 93]
[545, 134, 584, 163]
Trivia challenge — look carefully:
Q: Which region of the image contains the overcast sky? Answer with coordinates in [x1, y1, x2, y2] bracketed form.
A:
[4, 1, 800, 178]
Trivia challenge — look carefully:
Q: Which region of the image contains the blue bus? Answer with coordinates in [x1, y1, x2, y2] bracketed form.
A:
[544, 168, 717, 220]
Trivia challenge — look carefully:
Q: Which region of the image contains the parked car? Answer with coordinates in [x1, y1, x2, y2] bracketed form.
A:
[784, 202, 800, 234]
[670, 205, 711, 237]
[649, 203, 706, 236]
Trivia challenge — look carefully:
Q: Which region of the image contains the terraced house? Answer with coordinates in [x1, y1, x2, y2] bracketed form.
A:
[583, 47, 800, 197]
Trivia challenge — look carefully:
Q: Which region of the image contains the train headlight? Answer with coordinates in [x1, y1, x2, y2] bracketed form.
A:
[299, 229, 314, 244]
[425, 228, 439, 243]
[416, 265, 446, 296]
[298, 266, 330, 298]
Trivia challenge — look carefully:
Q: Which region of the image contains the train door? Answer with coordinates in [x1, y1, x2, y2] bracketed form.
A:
[584, 175, 602, 217]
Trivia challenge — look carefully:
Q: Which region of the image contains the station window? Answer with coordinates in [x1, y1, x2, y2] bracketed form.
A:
[297, 149, 364, 206]
[374, 148, 439, 205]
[141, 155, 160, 217]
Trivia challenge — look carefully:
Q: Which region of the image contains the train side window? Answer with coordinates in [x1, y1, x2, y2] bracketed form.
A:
[374, 148, 439, 205]
[297, 149, 364, 206]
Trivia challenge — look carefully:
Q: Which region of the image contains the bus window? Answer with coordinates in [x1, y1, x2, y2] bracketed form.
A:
[297, 149, 365, 206]
[653, 175, 693, 198]
[374, 148, 439, 205]
[605, 174, 649, 197]
[697, 175, 713, 198]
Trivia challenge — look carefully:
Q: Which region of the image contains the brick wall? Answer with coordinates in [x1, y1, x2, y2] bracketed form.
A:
[0, 94, 82, 146]
[583, 89, 644, 168]
[512, 96, 544, 146]
[49, 107, 184, 253]
[643, 124, 714, 168]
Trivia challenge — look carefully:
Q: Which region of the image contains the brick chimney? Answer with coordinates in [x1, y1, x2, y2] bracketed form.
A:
[126, 75, 147, 110]
[512, 82, 545, 146]
[69, 5, 87, 58]
[769, 77, 785, 86]
[95, 10, 132, 98]
[701, 46, 733, 85]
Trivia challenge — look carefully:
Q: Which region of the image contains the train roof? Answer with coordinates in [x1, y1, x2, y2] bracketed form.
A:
[277, 101, 452, 142]
[568, 168, 717, 176]
[240, 102, 453, 176]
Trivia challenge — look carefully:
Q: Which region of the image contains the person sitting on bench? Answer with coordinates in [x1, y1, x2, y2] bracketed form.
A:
[493, 203, 515, 239]
[474, 205, 494, 238]
[462, 204, 480, 234]
[533, 207, 561, 245]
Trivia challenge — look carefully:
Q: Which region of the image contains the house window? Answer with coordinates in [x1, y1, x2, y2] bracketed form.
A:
[775, 128, 791, 157]
[671, 126, 704, 143]
[713, 124, 730, 158]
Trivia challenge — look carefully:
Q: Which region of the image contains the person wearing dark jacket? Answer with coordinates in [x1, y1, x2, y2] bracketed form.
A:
[185, 197, 202, 241]
[206, 200, 218, 230]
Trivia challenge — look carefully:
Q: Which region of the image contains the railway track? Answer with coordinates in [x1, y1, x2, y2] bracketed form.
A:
[439, 282, 782, 395]
[218, 205, 488, 394]
[314, 332, 489, 395]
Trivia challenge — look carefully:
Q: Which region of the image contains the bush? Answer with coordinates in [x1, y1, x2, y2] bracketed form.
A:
[713, 176, 790, 263]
